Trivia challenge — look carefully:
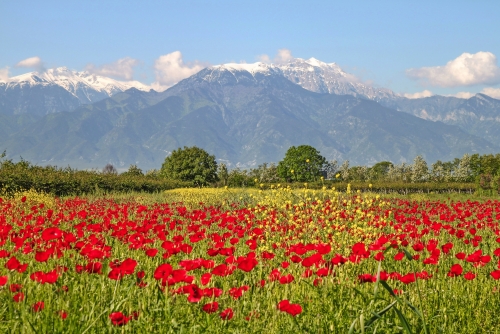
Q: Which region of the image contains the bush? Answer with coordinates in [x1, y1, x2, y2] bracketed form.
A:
[0, 158, 190, 197]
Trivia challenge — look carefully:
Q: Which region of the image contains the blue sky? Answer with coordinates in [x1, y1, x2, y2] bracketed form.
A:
[1, 0, 500, 98]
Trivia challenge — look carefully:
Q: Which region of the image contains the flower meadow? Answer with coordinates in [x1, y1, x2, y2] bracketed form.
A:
[1, 188, 500, 333]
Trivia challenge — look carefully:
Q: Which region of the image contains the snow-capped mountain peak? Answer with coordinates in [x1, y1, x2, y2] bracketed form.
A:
[201, 57, 397, 101]
[212, 62, 275, 74]
[2, 67, 152, 104]
[276, 58, 396, 100]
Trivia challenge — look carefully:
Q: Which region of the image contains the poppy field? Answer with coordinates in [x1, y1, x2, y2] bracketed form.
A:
[1, 187, 500, 333]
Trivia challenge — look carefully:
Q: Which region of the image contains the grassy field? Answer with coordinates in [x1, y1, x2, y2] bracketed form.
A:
[0, 187, 499, 333]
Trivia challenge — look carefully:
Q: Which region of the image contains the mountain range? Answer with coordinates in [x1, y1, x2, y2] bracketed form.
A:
[0, 67, 151, 116]
[0, 58, 499, 170]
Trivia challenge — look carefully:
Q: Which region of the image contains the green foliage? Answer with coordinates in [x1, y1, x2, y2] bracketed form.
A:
[160, 146, 218, 186]
[0, 158, 189, 197]
[410, 155, 429, 183]
[227, 168, 255, 187]
[121, 164, 144, 177]
[370, 161, 393, 180]
[249, 163, 280, 183]
[217, 163, 229, 186]
[470, 153, 500, 178]
[277, 145, 327, 182]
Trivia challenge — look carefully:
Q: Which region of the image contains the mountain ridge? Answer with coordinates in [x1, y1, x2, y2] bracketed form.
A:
[1, 66, 497, 170]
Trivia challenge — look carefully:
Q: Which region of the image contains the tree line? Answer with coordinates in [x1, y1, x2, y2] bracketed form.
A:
[159, 146, 499, 193]
[1, 146, 499, 195]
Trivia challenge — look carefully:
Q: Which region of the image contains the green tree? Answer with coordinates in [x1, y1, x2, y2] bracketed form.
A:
[340, 160, 350, 181]
[217, 163, 229, 186]
[249, 163, 280, 183]
[411, 155, 429, 183]
[160, 146, 218, 186]
[121, 164, 143, 177]
[277, 145, 326, 182]
[369, 161, 393, 180]
[227, 168, 253, 187]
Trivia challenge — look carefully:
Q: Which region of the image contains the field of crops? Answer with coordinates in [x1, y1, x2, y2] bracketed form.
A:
[1, 187, 500, 333]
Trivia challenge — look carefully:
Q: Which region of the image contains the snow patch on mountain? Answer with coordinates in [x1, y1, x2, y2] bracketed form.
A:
[212, 62, 275, 74]
[2, 67, 152, 104]
[277, 58, 398, 101]
[204, 58, 398, 101]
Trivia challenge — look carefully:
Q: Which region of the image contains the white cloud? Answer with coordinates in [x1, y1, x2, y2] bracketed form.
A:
[274, 49, 294, 64]
[406, 52, 500, 87]
[404, 90, 434, 99]
[85, 57, 139, 80]
[15, 56, 45, 72]
[451, 91, 475, 99]
[257, 48, 294, 64]
[0, 67, 9, 82]
[257, 54, 271, 63]
[481, 87, 500, 99]
[152, 51, 207, 90]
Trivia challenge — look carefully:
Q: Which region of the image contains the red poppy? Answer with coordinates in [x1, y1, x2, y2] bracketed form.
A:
[9, 284, 22, 292]
[279, 274, 294, 284]
[220, 308, 234, 320]
[85, 262, 102, 274]
[108, 268, 123, 280]
[154, 263, 173, 280]
[302, 253, 323, 267]
[464, 272, 476, 280]
[228, 286, 249, 299]
[212, 264, 233, 277]
[202, 302, 219, 313]
[331, 254, 348, 266]
[277, 300, 302, 316]
[237, 255, 258, 272]
[316, 243, 331, 255]
[5, 257, 20, 270]
[109, 312, 130, 326]
[261, 251, 275, 260]
[277, 299, 290, 311]
[447, 264, 463, 277]
[202, 287, 223, 298]
[394, 252, 405, 261]
[441, 242, 453, 254]
[246, 239, 257, 250]
[201, 273, 212, 285]
[145, 248, 158, 257]
[490, 270, 500, 280]
[358, 274, 376, 283]
[13, 292, 24, 302]
[32, 301, 45, 312]
[374, 252, 385, 261]
[0, 276, 7, 286]
[59, 310, 68, 319]
[186, 285, 203, 303]
[287, 304, 302, 317]
[399, 273, 416, 284]
[41, 227, 63, 241]
[316, 268, 332, 277]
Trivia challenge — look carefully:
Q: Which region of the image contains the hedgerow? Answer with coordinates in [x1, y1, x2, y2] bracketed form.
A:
[0, 159, 190, 197]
